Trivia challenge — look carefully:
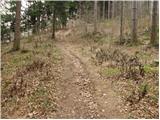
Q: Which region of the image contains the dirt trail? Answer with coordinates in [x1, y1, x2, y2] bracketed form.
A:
[54, 30, 127, 118]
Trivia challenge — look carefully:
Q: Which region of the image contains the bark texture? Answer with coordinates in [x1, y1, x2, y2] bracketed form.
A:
[94, 1, 98, 33]
[132, 1, 137, 44]
[52, 8, 56, 39]
[120, 2, 124, 44]
[150, 1, 158, 46]
[13, 1, 21, 51]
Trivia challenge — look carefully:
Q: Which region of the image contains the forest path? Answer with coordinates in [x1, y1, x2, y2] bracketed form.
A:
[54, 29, 127, 118]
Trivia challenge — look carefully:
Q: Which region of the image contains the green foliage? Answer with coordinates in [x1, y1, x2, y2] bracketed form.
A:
[1, 1, 16, 41]
[1, 1, 78, 40]
[23, 1, 78, 34]
[1, 35, 61, 77]
[102, 67, 121, 77]
[139, 83, 149, 95]
[143, 64, 158, 73]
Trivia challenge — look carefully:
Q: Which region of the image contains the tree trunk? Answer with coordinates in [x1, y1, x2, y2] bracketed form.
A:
[132, 1, 137, 44]
[13, 1, 21, 51]
[114, 1, 117, 18]
[52, 8, 56, 39]
[108, 1, 110, 19]
[79, 2, 83, 19]
[150, 1, 153, 25]
[112, 1, 115, 18]
[102, 1, 105, 20]
[150, 1, 158, 46]
[120, 2, 124, 44]
[36, 16, 40, 34]
[138, 1, 142, 19]
[94, 0, 98, 33]
[115, 1, 120, 17]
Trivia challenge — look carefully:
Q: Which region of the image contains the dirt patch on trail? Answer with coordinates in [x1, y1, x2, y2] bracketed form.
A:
[55, 40, 127, 118]
[54, 43, 100, 118]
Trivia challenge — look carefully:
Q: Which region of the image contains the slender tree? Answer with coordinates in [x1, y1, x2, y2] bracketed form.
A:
[94, 0, 98, 33]
[114, 1, 117, 18]
[102, 1, 105, 20]
[150, 1, 158, 46]
[115, 1, 120, 18]
[120, 1, 124, 44]
[52, 6, 56, 39]
[147, 1, 153, 28]
[108, 1, 110, 19]
[112, 1, 115, 18]
[13, 1, 21, 51]
[132, 1, 137, 44]
[97, 2, 101, 20]
[79, 2, 82, 19]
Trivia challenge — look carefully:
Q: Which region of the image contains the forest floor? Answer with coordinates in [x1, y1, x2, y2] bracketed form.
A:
[53, 38, 126, 118]
[1, 20, 159, 118]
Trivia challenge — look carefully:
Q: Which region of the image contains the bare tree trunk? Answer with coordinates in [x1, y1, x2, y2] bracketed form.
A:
[102, 1, 105, 20]
[150, 1, 153, 26]
[138, 1, 142, 19]
[132, 1, 137, 44]
[114, 1, 117, 18]
[52, 8, 56, 39]
[120, 2, 124, 44]
[97, 2, 101, 20]
[116, 1, 120, 17]
[84, 3, 88, 33]
[27, 2, 30, 38]
[94, 0, 98, 33]
[150, 1, 158, 46]
[112, 1, 115, 18]
[79, 2, 82, 19]
[147, 0, 150, 11]
[108, 1, 110, 19]
[13, 1, 21, 51]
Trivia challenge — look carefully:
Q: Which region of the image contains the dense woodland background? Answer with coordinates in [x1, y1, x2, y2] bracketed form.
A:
[1, 0, 159, 119]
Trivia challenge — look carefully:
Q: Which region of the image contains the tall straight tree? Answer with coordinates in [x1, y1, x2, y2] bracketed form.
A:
[150, 1, 158, 46]
[120, 1, 124, 44]
[112, 1, 115, 18]
[150, 1, 153, 23]
[13, 1, 21, 51]
[102, 1, 105, 20]
[52, 7, 56, 39]
[108, 1, 110, 19]
[115, 1, 119, 18]
[94, 0, 98, 33]
[79, 2, 83, 19]
[132, 1, 137, 44]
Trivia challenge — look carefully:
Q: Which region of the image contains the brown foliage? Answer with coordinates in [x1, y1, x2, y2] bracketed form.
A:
[92, 47, 144, 80]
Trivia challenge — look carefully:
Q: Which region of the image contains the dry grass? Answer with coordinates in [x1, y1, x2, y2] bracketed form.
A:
[1, 34, 62, 118]
[71, 17, 159, 119]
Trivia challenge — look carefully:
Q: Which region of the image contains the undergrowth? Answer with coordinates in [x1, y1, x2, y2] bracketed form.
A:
[1, 35, 62, 118]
